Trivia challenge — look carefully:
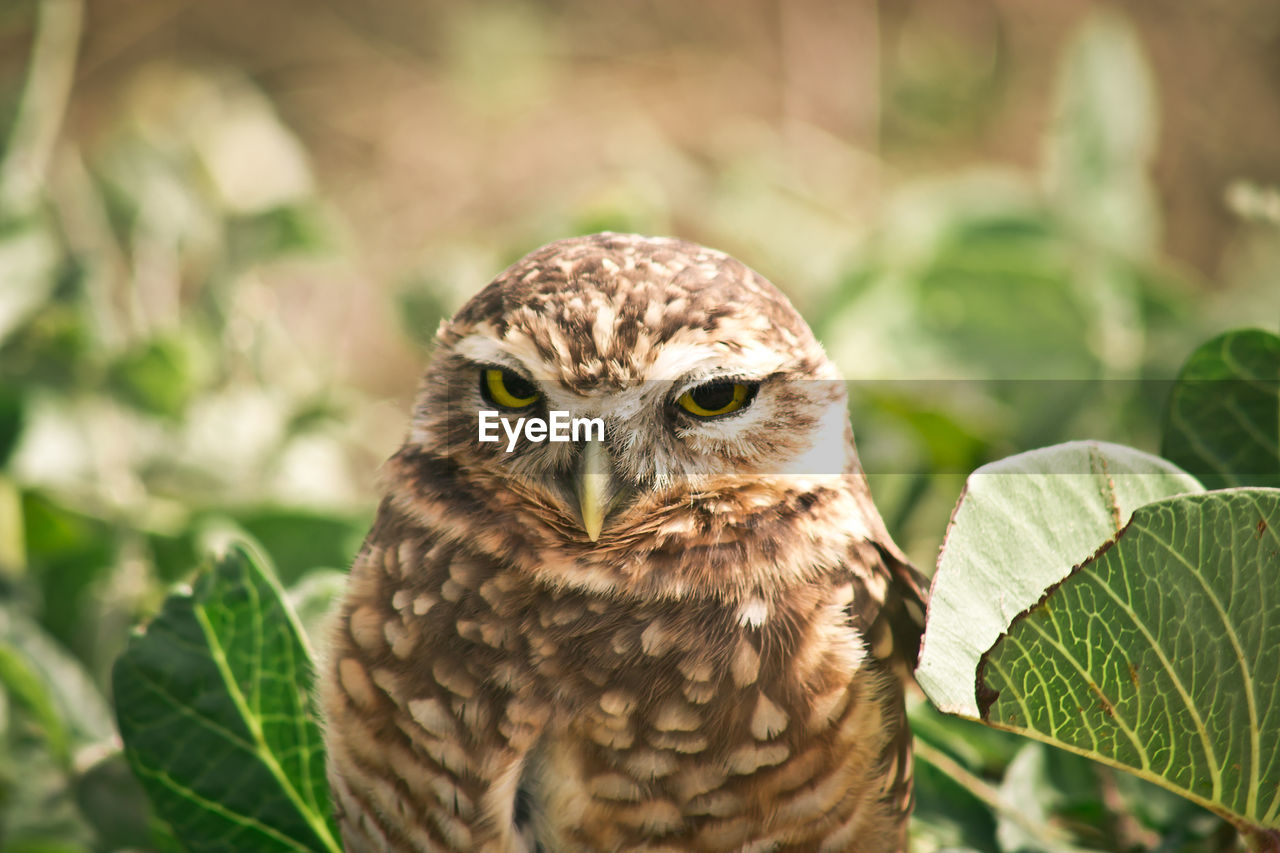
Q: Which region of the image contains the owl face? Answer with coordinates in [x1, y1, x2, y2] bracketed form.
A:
[408, 233, 854, 544]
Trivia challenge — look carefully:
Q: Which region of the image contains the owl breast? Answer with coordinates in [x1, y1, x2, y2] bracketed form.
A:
[516, 573, 908, 852]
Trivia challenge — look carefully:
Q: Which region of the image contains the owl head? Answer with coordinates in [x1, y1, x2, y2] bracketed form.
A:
[405, 233, 859, 552]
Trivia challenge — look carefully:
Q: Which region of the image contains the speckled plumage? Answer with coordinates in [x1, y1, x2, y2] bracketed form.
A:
[321, 233, 928, 852]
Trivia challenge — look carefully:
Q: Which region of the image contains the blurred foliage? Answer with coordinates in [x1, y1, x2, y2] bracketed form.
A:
[1, 2, 369, 849]
[0, 0, 1277, 850]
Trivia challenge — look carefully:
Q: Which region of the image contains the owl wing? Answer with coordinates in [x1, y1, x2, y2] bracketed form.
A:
[846, 529, 929, 836]
[863, 539, 929, 673]
[322, 497, 549, 853]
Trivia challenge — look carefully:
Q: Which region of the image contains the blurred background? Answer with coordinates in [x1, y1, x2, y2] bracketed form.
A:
[1, 0, 1278, 850]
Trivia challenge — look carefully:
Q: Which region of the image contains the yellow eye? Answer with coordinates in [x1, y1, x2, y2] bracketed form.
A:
[676, 381, 756, 418]
[482, 368, 540, 409]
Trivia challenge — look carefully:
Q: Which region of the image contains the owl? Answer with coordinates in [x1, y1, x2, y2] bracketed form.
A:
[320, 233, 928, 852]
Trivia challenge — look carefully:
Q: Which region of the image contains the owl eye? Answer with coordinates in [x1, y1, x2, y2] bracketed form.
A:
[481, 368, 540, 409]
[676, 380, 757, 419]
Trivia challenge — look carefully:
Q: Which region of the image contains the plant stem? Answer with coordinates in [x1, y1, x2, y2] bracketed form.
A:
[912, 736, 1078, 849]
[0, 0, 84, 216]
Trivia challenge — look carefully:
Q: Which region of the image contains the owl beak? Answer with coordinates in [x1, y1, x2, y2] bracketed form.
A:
[576, 440, 613, 542]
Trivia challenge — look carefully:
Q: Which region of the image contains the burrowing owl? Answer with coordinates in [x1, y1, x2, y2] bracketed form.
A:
[321, 233, 927, 852]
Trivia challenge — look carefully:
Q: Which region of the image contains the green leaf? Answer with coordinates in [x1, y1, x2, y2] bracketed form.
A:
[1162, 328, 1280, 490]
[0, 611, 105, 853]
[0, 604, 114, 765]
[0, 641, 70, 763]
[995, 744, 1103, 853]
[0, 381, 24, 468]
[1044, 10, 1158, 253]
[917, 441, 1203, 717]
[112, 542, 341, 853]
[978, 489, 1280, 830]
[0, 731, 93, 853]
[21, 490, 116, 654]
[72, 750, 161, 850]
[230, 507, 367, 584]
[909, 755, 998, 852]
[107, 334, 203, 418]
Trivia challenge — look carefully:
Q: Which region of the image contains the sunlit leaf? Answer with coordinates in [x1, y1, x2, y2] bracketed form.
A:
[978, 490, 1280, 831]
[112, 543, 341, 853]
[917, 441, 1203, 716]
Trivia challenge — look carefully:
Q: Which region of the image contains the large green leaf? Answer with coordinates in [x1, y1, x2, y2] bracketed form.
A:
[112, 543, 341, 853]
[1162, 328, 1280, 490]
[977, 489, 1280, 831]
[917, 441, 1203, 716]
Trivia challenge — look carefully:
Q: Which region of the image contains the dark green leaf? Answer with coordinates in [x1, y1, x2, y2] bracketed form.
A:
[1162, 328, 1280, 490]
[0, 302, 96, 391]
[978, 490, 1280, 830]
[21, 491, 116, 654]
[0, 382, 23, 468]
[909, 755, 999, 852]
[112, 543, 341, 853]
[72, 751, 159, 850]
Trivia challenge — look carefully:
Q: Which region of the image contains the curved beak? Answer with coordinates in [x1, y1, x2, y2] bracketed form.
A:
[576, 440, 615, 542]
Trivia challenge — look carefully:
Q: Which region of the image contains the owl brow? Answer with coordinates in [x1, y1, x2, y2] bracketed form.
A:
[451, 333, 550, 381]
[670, 370, 774, 398]
[470, 358, 538, 383]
